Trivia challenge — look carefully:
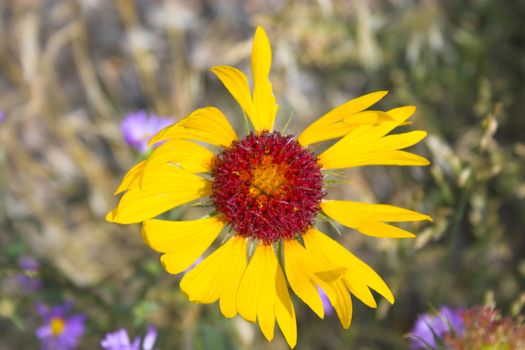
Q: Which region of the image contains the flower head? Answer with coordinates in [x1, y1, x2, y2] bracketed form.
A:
[445, 306, 525, 349]
[19, 255, 40, 272]
[15, 274, 42, 292]
[101, 326, 157, 350]
[35, 302, 85, 350]
[15, 255, 42, 292]
[107, 26, 431, 348]
[212, 131, 324, 243]
[410, 306, 464, 349]
[121, 111, 173, 153]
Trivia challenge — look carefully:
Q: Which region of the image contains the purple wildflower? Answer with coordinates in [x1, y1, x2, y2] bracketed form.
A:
[16, 255, 41, 293]
[318, 287, 333, 316]
[410, 306, 465, 349]
[35, 302, 85, 350]
[19, 256, 40, 272]
[120, 111, 173, 153]
[15, 274, 42, 293]
[101, 326, 158, 350]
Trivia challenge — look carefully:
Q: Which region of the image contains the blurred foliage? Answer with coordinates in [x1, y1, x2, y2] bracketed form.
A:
[0, 0, 524, 349]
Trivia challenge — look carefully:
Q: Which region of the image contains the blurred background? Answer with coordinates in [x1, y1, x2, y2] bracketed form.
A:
[1, 0, 524, 349]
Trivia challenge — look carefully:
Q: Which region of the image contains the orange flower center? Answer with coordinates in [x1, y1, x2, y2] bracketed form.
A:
[51, 317, 65, 335]
[249, 156, 288, 200]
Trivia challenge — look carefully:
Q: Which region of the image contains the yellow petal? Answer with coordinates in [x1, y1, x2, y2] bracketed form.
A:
[284, 232, 362, 330]
[324, 200, 432, 223]
[143, 216, 224, 253]
[236, 244, 295, 344]
[275, 262, 297, 348]
[219, 237, 248, 318]
[211, 66, 256, 125]
[376, 130, 427, 151]
[321, 200, 431, 238]
[387, 105, 416, 122]
[142, 216, 224, 274]
[145, 139, 215, 174]
[329, 150, 430, 168]
[106, 165, 211, 224]
[114, 161, 146, 194]
[148, 107, 237, 148]
[297, 91, 388, 146]
[236, 243, 264, 323]
[343, 110, 395, 126]
[318, 106, 429, 169]
[257, 245, 277, 341]
[296, 231, 354, 329]
[180, 252, 223, 303]
[342, 276, 377, 309]
[180, 236, 247, 308]
[316, 278, 353, 329]
[295, 111, 395, 147]
[283, 239, 326, 319]
[251, 26, 278, 132]
[303, 228, 394, 304]
[298, 124, 352, 146]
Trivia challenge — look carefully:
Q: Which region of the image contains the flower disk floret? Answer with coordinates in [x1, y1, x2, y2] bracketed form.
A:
[212, 131, 324, 243]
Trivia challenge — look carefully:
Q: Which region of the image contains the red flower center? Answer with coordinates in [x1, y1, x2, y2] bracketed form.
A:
[211, 131, 324, 243]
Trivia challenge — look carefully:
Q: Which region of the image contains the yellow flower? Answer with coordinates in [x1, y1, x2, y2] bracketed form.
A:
[107, 26, 431, 348]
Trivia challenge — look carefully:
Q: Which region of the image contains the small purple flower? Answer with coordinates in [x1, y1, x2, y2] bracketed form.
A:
[410, 306, 465, 349]
[16, 255, 41, 293]
[318, 287, 333, 316]
[0, 111, 4, 123]
[19, 256, 40, 272]
[120, 111, 173, 153]
[35, 302, 85, 350]
[15, 274, 42, 293]
[101, 326, 158, 350]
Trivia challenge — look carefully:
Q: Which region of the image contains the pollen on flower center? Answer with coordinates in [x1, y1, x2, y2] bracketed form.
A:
[249, 156, 288, 199]
[211, 131, 324, 244]
[50, 317, 65, 335]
